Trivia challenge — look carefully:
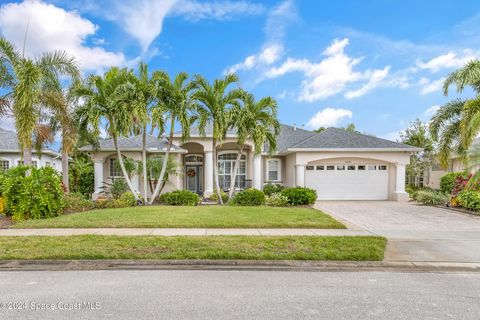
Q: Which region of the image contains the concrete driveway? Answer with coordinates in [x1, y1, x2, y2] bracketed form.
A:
[315, 201, 480, 263]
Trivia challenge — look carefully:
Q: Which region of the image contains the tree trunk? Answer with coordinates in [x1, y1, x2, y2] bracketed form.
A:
[141, 126, 148, 205]
[149, 116, 175, 204]
[23, 146, 32, 166]
[113, 135, 140, 201]
[213, 138, 223, 204]
[228, 146, 244, 199]
[62, 148, 69, 192]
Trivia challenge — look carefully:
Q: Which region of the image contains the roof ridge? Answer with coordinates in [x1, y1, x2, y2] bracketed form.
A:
[327, 127, 413, 147]
[289, 130, 320, 148]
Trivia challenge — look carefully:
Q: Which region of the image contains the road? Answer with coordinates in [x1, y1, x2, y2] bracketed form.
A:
[0, 270, 479, 319]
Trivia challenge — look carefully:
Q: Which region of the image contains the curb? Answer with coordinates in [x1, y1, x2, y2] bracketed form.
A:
[0, 259, 479, 272]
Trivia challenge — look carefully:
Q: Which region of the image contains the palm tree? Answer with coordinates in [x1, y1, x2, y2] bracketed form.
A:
[429, 59, 480, 167]
[149, 71, 195, 204]
[0, 37, 79, 165]
[124, 62, 157, 204]
[193, 74, 243, 204]
[228, 92, 280, 198]
[75, 67, 140, 201]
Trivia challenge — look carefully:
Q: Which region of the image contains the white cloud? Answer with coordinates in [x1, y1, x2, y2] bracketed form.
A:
[416, 50, 477, 72]
[0, 0, 126, 73]
[173, 0, 264, 21]
[306, 108, 352, 129]
[225, 44, 283, 74]
[420, 77, 445, 95]
[424, 105, 440, 117]
[265, 38, 389, 102]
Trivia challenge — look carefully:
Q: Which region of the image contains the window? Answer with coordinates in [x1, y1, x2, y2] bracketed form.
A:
[347, 165, 355, 170]
[267, 159, 281, 181]
[306, 165, 314, 171]
[326, 165, 335, 170]
[316, 165, 324, 170]
[109, 158, 123, 177]
[185, 155, 203, 163]
[0, 160, 9, 171]
[17, 160, 37, 168]
[45, 162, 51, 167]
[368, 165, 377, 170]
[378, 165, 387, 170]
[218, 153, 246, 190]
[337, 165, 345, 170]
[358, 165, 366, 170]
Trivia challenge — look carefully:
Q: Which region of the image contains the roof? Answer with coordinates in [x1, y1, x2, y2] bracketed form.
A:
[0, 127, 61, 157]
[79, 134, 186, 153]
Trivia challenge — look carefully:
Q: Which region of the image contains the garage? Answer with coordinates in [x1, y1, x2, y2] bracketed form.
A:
[305, 163, 389, 200]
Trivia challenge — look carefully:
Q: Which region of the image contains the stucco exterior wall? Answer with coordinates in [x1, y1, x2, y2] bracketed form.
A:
[0, 152, 62, 171]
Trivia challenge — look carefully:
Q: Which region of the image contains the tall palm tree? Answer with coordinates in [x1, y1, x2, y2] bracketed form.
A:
[193, 74, 243, 204]
[0, 37, 79, 165]
[75, 67, 140, 201]
[228, 92, 280, 198]
[430, 59, 480, 167]
[149, 71, 195, 204]
[124, 62, 157, 204]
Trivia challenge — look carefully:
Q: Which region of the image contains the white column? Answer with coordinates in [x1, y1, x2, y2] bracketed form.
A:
[93, 160, 104, 199]
[295, 164, 305, 187]
[253, 155, 262, 189]
[204, 150, 214, 196]
[394, 163, 408, 201]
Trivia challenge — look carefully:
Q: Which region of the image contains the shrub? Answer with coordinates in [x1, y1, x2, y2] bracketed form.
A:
[231, 188, 265, 206]
[263, 183, 284, 196]
[0, 196, 4, 214]
[69, 156, 94, 197]
[281, 187, 317, 206]
[1, 166, 64, 221]
[118, 192, 136, 207]
[457, 190, 480, 211]
[63, 192, 95, 212]
[159, 190, 199, 206]
[414, 190, 448, 205]
[440, 172, 464, 194]
[265, 192, 289, 207]
[101, 179, 129, 199]
[210, 189, 228, 203]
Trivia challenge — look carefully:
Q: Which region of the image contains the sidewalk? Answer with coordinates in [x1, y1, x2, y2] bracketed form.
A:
[0, 228, 374, 237]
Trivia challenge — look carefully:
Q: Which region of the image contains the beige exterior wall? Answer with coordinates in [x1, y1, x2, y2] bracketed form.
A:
[0, 152, 62, 171]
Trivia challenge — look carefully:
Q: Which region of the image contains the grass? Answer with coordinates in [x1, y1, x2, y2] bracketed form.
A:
[0, 235, 385, 261]
[12, 206, 345, 229]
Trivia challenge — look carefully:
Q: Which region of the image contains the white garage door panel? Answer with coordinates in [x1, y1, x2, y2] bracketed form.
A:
[305, 166, 388, 200]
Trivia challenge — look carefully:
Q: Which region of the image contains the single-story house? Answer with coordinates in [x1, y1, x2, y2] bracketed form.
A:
[81, 123, 420, 201]
[0, 127, 62, 171]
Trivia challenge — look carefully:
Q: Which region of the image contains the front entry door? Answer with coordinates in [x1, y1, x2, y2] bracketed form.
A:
[186, 165, 203, 195]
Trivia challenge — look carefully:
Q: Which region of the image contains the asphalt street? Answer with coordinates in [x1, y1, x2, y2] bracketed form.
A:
[0, 269, 479, 319]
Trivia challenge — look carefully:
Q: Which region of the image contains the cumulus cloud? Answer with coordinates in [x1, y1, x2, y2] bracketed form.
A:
[225, 44, 283, 74]
[416, 50, 478, 72]
[0, 0, 126, 72]
[266, 38, 390, 102]
[420, 77, 445, 95]
[306, 108, 353, 129]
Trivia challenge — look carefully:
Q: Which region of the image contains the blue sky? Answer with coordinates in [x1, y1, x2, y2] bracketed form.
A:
[0, 0, 479, 140]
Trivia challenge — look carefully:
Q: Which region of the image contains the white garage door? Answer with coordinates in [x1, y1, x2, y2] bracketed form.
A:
[305, 164, 389, 200]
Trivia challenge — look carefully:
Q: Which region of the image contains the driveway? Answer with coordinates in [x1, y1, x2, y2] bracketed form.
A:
[315, 201, 480, 263]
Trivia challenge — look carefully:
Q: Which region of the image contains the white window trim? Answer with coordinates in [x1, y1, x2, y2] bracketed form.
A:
[217, 150, 247, 189]
[108, 157, 123, 178]
[266, 158, 282, 182]
[0, 159, 10, 171]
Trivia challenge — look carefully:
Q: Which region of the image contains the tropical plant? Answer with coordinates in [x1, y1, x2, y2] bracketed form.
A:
[149, 71, 195, 204]
[265, 192, 289, 207]
[75, 67, 140, 201]
[137, 156, 181, 194]
[263, 183, 284, 196]
[439, 172, 463, 194]
[230, 188, 265, 206]
[158, 190, 199, 206]
[457, 190, 480, 212]
[101, 178, 129, 200]
[0, 37, 79, 165]
[228, 92, 280, 198]
[69, 155, 94, 197]
[193, 74, 244, 204]
[414, 189, 448, 206]
[281, 187, 317, 206]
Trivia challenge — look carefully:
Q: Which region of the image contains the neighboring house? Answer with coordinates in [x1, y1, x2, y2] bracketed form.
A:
[0, 128, 62, 171]
[82, 123, 420, 201]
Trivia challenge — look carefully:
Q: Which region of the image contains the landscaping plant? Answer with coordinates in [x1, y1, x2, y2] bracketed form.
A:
[414, 190, 448, 206]
[231, 188, 265, 206]
[209, 189, 228, 203]
[457, 190, 480, 212]
[263, 183, 284, 196]
[281, 187, 317, 206]
[159, 190, 200, 206]
[440, 172, 464, 194]
[265, 192, 289, 207]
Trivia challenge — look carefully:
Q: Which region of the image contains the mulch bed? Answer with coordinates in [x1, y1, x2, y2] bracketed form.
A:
[0, 215, 13, 229]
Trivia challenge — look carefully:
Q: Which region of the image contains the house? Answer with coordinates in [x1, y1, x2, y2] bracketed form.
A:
[81, 123, 421, 201]
[0, 127, 62, 171]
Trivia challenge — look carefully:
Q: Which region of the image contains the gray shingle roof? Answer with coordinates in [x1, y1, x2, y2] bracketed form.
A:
[0, 127, 60, 156]
[79, 134, 185, 152]
[274, 124, 317, 152]
[288, 127, 419, 150]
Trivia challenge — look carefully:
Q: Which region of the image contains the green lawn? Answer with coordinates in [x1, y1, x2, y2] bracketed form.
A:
[13, 206, 345, 229]
[0, 235, 385, 261]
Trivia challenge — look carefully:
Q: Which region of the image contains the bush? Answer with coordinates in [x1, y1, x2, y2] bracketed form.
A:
[0, 196, 4, 214]
[63, 192, 95, 212]
[281, 187, 317, 206]
[440, 172, 463, 194]
[457, 190, 480, 211]
[159, 190, 199, 206]
[414, 190, 448, 205]
[101, 179, 129, 199]
[118, 192, 136, 207]
[69, 156, 94, 197]
[231, 188, 265, 206]
[210, 189, 228, 203]
[265, 192, 289, 207]
[0, 166, 64, 221]
[263, 183, 284, 196]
